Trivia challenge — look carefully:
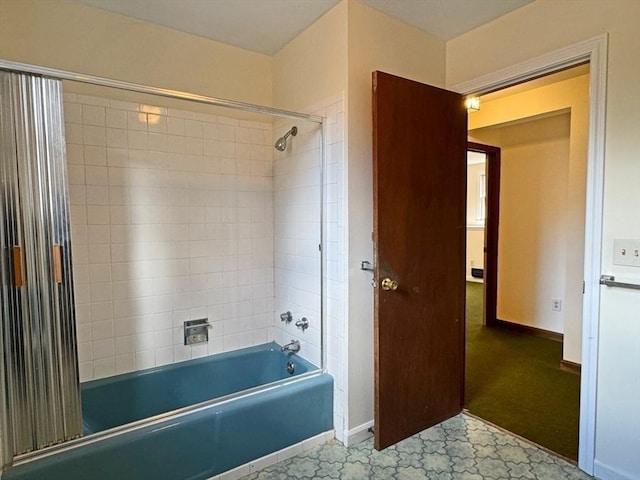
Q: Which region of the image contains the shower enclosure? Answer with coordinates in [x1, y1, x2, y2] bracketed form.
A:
[0, 61, 328, 477]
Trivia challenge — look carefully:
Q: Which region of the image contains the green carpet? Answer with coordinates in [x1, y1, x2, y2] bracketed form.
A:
[464, 282, 580, 460]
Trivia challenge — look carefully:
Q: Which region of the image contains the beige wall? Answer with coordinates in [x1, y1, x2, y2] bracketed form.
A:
[448, 1, 640, 477]
[273, 1, 347, 112]
[346, 0, 446, 431]
[469, 74, 589, 364]
[473, 114, 572, 335]
[275, 0, 448, 438]
[0, 0, 272, 105]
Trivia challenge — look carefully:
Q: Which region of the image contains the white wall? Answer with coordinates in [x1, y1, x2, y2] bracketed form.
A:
[469, 74, 589, 363]
[448, 1, 640, 477]
[473, 114, 571, 335]
[64, 92, 275, 381]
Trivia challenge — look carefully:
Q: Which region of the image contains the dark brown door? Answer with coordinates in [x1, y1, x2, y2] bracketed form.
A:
[467, 142, 501, 327]
[373, 71, 467, 450]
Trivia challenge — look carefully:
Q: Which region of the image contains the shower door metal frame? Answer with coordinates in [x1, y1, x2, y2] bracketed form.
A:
[1, 70, 82, 467]
[0, 59, 323, 123]
[0, 58, 329, 468]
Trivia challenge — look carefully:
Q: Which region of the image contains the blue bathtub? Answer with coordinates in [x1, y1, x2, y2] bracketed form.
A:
[3, 343, 333, 480]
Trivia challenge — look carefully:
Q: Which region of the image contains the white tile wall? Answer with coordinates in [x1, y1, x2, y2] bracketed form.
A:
[272, 94, 347, 442]
[64, 91, 346, 445]
[272, 120, 323, 367]
[64, 93, 275, 381]
[319, 95, 347, 444]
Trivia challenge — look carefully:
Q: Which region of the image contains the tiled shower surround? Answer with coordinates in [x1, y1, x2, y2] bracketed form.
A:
[64, 93, 288, 381]
[272, 120, 323, 366]
[272, 95, 346, 441]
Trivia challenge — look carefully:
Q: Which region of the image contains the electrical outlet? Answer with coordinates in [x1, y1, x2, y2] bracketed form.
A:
[613, 239, 640, 267]
[552, 299, 562, 312]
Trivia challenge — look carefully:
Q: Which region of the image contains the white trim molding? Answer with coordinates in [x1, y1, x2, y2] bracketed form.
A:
[451, 34, 609, 476]
[344, 420, 374, 447]
[594, 460, 639, 480]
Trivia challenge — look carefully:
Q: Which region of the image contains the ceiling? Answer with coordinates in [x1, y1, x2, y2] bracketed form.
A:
[75, 0, 534, 56]
[360, 0, 533, 41]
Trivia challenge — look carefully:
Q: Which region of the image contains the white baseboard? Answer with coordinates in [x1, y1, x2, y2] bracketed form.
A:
[594, 460, 639, 480]
[209, 429, 335, 480]
[344, 420, 374, 447]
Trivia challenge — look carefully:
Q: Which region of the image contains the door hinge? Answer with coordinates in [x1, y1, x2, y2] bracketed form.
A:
[582, 281, 585, 294]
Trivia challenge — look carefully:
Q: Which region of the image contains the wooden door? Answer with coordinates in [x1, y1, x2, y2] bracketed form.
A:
[373, 71, 467, 450]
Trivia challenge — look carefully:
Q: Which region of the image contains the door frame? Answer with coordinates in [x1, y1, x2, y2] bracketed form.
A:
[451, 34, 608, 475]
[467, 142, 500, 327]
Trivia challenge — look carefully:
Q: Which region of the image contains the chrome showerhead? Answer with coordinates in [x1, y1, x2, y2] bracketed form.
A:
[274, 126, 297, 151]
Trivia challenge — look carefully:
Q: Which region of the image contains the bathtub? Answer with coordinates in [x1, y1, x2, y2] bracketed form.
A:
[3, 343, 333, 480]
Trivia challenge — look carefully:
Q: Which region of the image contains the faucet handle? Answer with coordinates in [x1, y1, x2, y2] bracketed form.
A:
[280, 311, 292, 323]
[295, 317, 309, 331]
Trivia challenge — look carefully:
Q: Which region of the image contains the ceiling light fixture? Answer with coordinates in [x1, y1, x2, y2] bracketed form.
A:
[465, 97, 480, 112]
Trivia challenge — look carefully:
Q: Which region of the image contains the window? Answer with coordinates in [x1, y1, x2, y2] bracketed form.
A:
[476, 172, 486, 223]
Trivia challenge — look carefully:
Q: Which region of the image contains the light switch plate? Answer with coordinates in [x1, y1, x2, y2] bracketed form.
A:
[613, 239, 640, 267]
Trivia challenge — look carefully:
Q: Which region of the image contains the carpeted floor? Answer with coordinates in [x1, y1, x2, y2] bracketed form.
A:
[464, 281, 581, 460]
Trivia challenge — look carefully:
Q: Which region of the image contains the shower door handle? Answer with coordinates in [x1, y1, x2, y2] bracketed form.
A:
[53, 245, 62, 284]
[12, 246, 23, 287]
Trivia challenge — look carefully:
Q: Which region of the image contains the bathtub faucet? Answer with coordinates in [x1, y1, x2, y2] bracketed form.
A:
[281, 339, 300, 353]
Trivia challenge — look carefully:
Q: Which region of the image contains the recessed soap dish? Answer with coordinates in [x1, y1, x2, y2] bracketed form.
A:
[184, 319, 212, 346]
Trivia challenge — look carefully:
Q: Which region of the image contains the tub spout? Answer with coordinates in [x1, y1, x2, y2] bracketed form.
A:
[281, 339, 300, 353]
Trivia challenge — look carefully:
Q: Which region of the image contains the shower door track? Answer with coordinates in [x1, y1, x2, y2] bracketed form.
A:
[0, 59, 324, 123]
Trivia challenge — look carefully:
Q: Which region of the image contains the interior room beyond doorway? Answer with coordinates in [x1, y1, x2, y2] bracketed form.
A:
[463, 64, 589, 461]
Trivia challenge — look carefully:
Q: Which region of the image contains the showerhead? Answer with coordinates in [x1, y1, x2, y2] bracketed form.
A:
[274, 126, 297, 151]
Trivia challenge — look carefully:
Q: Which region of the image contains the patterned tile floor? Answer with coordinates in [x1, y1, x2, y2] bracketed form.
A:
[243, 414, 592, 479]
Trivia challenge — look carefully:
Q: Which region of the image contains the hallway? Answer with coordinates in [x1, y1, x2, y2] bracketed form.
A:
[465, 282, 581, 460]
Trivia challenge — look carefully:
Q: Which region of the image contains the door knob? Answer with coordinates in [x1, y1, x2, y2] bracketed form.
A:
[381, 278, 398, 291]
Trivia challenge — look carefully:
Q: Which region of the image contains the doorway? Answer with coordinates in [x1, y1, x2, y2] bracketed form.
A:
[463, 65, 589, 460]
[372, 33, 607, 476]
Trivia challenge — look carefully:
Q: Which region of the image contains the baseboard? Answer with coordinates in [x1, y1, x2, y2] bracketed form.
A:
[594, 459, 639, 480]
[344, 420, 374, 447]
[494, 318, 563, 342]
[560, 360, 582, 375]
[211, 429, 335, 480]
